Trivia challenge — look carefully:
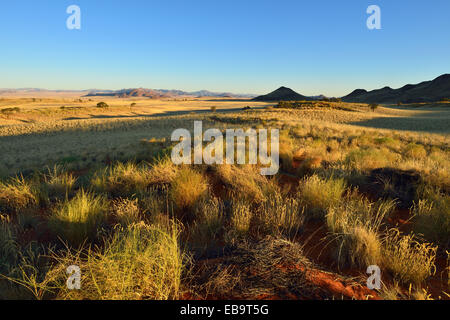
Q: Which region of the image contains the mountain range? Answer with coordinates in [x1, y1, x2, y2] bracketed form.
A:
[84, 88, 257, 99]
[341, 74, 450, 103]
[0, 88, 256, 99]
[2, 74, 448, 103]
[252, 74, 449, 103]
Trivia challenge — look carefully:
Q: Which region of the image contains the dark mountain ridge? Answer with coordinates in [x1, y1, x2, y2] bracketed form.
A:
[342, 74, 450, 103]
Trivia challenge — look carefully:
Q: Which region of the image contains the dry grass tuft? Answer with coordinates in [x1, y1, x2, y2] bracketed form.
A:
[382, 229, 437, 285]
[48, 190, 108, 246]
[52, 222, 184, 300]
[111, 198, 141, 226]
[0, 176, 39, 214]
[297, 175, 346, 220]
[170, 167, 208, 213]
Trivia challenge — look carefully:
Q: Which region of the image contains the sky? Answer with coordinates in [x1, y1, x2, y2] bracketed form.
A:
[0, 0, 449, 96]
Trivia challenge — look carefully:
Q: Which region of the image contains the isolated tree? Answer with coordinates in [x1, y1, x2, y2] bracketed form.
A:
[369, 103, 379, 112]
[97, 102, 109, 108]
[130, 103, 136, 108]
[210, 106, 217, 113]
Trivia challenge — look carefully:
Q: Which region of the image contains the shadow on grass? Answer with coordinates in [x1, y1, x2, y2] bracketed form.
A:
[349, 116, 450, 134]
[62, 106, 265, 121]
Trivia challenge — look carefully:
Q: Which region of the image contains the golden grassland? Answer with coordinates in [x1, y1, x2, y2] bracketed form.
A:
[0, 97, 449, 300]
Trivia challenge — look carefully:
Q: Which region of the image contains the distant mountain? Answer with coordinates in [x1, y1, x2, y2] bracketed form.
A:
[85, 88, 255, 99]
[0, 88, 255, 99]
[252, 86, 312, 102]
[308, 94, 329, 100]
[85, 88, 171, 99]
[342, 74, 450, 103]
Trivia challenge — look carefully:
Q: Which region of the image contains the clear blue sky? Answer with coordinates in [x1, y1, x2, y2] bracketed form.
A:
[1, 0, 449, 96]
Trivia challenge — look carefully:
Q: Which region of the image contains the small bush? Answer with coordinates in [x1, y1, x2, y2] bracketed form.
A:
[369, 103, 378, 112]
[48, 190, 108, 246]
[96, 102, 109, 108]
[1, 107, 21, 114]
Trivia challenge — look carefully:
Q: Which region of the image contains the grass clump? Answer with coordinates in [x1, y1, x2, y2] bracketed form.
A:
[0, 217, 19, 275]
[260, 191, 304, 237]
[229, 201, 253, 238]
[345, 147, 399, 170]
[404, 143, 427, 160]
[214, 165, 267, 203]
[43, 166, 77, 200]
[189, 197, 224, 252]
[297, 175, 346, 220]
[382, 229, 437, 285]
[91, 162, 151, 197]
[111, 198, 141, 226]
[170, 167, 208, 214]
[326, 196, 395, 268]
[0, 176, 39, 214]
[48, 190, 108, 246]
[51, 222, 183, 300]
[147, 156, 179, 185]
[412, 186, 450, 246]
